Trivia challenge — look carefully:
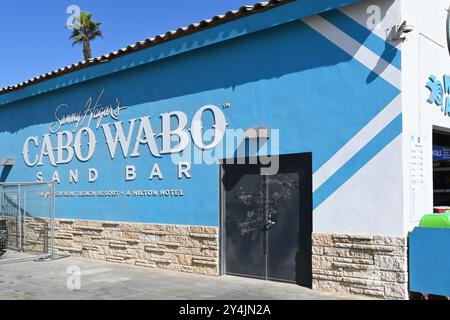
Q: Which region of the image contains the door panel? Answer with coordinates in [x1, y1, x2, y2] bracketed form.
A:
[223, 154, 312, 286]
[224, 167, 266, 279]
[266, 172, 300, 283]
[266, 155, 312, 286]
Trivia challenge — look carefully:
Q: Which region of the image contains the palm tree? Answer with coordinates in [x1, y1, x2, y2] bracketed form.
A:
[69, 12, 103, 61]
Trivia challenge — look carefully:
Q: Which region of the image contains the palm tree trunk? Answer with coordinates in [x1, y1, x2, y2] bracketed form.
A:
[82, 37, 92, 60]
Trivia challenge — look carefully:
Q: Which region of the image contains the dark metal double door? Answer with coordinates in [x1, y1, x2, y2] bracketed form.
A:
[222, 154, 312, 286]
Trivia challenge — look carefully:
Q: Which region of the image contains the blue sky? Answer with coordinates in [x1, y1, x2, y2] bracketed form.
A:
[0, 0, 253, 89]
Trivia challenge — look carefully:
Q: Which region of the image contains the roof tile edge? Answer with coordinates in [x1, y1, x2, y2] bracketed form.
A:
[0, 0, 292, 96]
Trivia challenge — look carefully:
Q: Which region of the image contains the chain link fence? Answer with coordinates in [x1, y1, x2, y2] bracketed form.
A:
[0, 182, 55, 263]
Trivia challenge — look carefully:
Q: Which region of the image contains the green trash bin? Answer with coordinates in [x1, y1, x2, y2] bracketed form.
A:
[420, 214, 450, 229]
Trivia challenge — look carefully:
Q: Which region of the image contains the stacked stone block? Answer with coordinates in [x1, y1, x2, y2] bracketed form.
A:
[312, 233, 408, 300]
[54, 219, 219, 275]
[0, 216, 50, 254]
[23, 217, 50, 254]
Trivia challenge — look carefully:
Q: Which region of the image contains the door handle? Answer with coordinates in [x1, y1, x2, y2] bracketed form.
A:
[265, 221, 276, 230]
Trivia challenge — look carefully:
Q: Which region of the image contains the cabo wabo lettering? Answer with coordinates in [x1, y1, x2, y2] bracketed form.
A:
[22, 91, 228, 183]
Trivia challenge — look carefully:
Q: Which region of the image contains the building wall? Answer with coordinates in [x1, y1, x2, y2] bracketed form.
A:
[0, 1, 402, 232]
[310, 0, 403, 237]
[0, 0, 409, 299]
[312, 233, 407, 299]
[401, 0, 450, 230]
[55, 219, 219, 275]
[304, 0, 410, 299]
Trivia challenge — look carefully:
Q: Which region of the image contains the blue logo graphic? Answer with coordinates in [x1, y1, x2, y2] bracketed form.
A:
[426, 74, 450, 115]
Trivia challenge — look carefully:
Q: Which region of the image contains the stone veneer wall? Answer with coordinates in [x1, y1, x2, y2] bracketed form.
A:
[54, 219, 219, 275]
[2, 216, 50, 254]
[312, 233, 408, 300]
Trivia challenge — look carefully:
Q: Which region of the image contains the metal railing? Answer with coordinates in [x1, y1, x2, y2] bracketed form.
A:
[0, 181, 55, 263]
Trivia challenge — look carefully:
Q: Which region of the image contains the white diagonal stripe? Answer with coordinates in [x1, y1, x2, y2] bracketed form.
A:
[303, 15, 401, 90]
[313, 94, 401, 192]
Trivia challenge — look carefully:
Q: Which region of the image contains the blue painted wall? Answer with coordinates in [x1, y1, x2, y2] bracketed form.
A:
[0, 10, 400, 226]
[410, 228, 450, 296]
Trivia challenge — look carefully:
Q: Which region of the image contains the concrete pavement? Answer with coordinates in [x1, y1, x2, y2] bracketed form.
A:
[0, 254, 362, 300]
